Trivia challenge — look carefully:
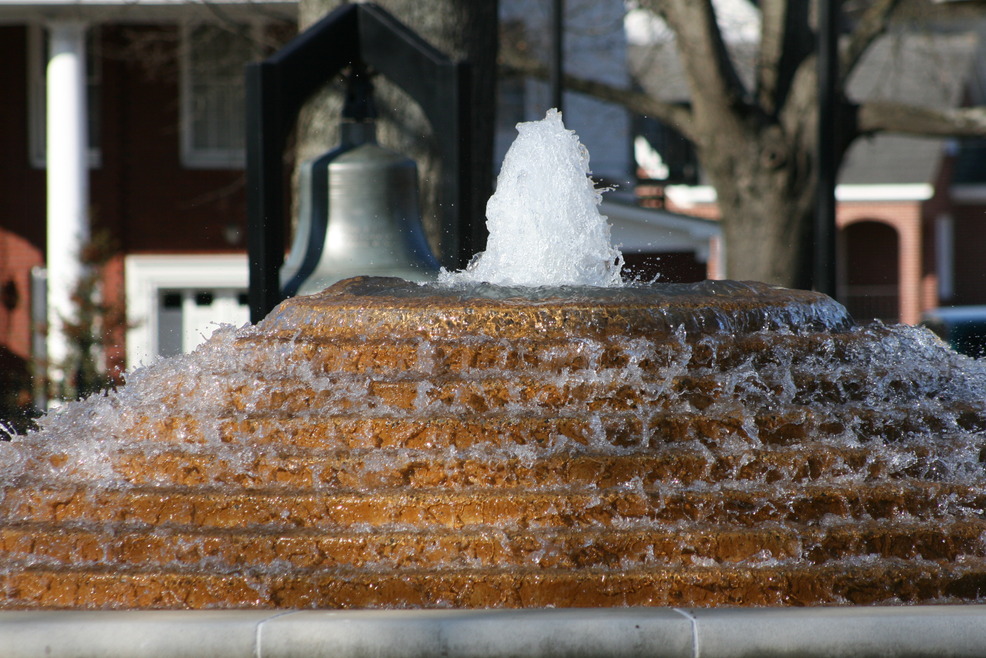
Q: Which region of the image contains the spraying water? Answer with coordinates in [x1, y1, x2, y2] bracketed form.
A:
[439, 109, 624, 287]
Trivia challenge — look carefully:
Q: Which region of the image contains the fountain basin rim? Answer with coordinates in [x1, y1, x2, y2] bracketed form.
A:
[258, 276, 853, 342]
[3, 606, 986, 657]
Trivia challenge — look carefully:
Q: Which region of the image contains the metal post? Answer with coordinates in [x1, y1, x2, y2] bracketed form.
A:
[245, 61, 285, 323]
[550, 0, 564, 113]
[814, 0, 838, 296]
[30, 267, 48, 411]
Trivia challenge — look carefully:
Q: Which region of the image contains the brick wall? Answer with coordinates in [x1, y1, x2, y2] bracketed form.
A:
[1, 23, 277, 412]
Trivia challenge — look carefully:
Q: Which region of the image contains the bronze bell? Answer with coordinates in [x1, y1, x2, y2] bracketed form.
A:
[280, 67, 439, 297]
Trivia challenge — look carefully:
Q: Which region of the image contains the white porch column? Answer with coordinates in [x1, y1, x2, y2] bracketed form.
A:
[45, 20, 90, 397]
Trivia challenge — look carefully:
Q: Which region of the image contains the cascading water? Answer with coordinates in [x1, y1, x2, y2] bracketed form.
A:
[2, 112, 986, 609]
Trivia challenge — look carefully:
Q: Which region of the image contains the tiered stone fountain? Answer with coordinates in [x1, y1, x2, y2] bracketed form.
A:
[2, 111, 986, 611]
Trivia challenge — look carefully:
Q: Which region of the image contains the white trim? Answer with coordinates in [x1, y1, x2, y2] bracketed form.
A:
[600, 200, 719, 239]
[664, 185, 717, 207]
[664, 183, 936, 206]
[602, 200, 720, 260]
[125, 253, 248, 371]
[835, 184, 933, 202]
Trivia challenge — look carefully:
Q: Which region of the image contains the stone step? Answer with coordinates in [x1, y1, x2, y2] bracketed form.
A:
[0, 525, 801, 571]
[112, 403, 959, 454]
[103, 445, 897, 490]
[802, 520, 986, 563]
[229, 330, 863, 380]
[3, 521, 983, 573]
[1, 560, 981, 609]
[112, 411, 772, 450]
[156, 368, 914, 418]
[134, 369, 976, 445]
[234, 335, 647, 378]
[116, 413, 650, 450]
[225, 329, 945, 409]
[20, 442, 964, 491]
[3, 482, 982, 531]
[164, 373, 688, 416]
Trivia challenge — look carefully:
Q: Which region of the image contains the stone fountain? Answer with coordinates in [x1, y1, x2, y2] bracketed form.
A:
[2, 112, 986, 613]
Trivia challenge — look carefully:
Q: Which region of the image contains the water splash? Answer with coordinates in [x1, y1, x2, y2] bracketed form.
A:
[439, 109, 623, 287]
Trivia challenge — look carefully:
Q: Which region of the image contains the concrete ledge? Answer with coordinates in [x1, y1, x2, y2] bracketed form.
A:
[690, 606, 986, 658]
[2, 606, 986, 657]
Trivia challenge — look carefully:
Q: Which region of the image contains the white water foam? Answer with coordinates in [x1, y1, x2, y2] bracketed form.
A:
[439, 109, 623, 287]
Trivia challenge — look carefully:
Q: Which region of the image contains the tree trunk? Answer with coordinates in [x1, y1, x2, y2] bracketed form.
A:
[295, 0, 498, 265]
[699, 118, 818, 289]
[715, 169, 816, 288]
[681, 34, 822, 290]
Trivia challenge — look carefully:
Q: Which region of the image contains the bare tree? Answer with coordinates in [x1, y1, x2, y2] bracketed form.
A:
[504, 0, 986, 288]
[296, 0, 498, 262]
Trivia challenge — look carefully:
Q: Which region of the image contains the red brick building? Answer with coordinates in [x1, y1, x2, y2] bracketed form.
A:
[0, 1, 296, 422]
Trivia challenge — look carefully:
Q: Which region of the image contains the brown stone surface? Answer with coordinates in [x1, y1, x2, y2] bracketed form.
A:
[2, 563, 982, 610]
[1, 277, 985, 609]
[260, 277, 852, 342]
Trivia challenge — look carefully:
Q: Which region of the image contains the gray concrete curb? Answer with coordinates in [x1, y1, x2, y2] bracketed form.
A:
[1, 606, 985, 657]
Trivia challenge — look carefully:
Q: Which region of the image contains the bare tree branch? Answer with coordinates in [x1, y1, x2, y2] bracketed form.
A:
[756, 0, 812, 116]
[499, 47, 694, 135]
[841, 0, 904, 82]
[857, 100, 986, 137]
[757, 0, 786, 113]
[654, 0, 748, 116]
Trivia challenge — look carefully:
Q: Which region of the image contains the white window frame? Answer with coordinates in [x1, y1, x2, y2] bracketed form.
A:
[125, 253, 249, 371]
[180, 21, 262, 169]
[27, 23, 102, 169]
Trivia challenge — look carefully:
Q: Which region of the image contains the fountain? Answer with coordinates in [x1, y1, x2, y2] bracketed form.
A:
[2, 111, 986, 617]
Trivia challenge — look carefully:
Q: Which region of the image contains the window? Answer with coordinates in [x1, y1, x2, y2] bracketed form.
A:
[125, 254, 249, 369]
[181, 23, 257, 168]
[156, 287, 249, 358]
[28, 24, 101, 168]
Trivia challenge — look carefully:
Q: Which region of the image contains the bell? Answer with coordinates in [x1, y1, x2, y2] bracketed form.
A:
[280, 66, 439, 297]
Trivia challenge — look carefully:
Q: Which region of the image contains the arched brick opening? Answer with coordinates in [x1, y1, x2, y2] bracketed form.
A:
[842, 220, 900, 323]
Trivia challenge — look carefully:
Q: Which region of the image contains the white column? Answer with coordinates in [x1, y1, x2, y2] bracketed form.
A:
[45, 20, 90, 397]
